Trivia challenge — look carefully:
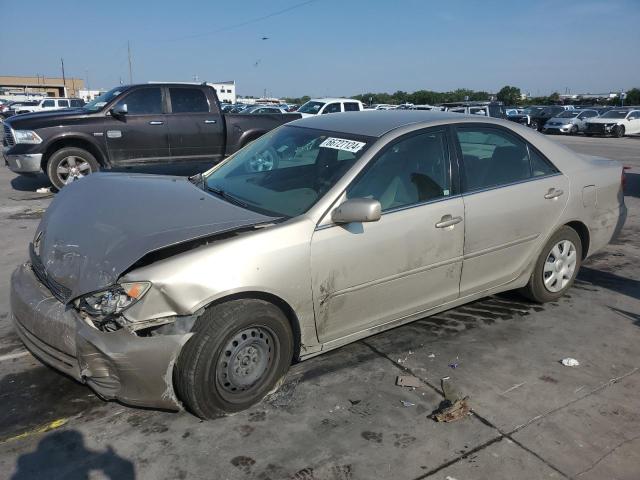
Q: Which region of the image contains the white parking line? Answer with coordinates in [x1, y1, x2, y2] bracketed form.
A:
[0, 350, 29, 362]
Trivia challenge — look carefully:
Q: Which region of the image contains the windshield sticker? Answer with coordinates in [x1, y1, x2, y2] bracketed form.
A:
[320, 137, 366, 153]
[94, 102, 107, 108]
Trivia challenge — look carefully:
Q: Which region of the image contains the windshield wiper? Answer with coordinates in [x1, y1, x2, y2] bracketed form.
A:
[206, 186, 250, 209]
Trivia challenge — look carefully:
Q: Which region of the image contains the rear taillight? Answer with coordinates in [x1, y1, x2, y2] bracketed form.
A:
[622, 166, 631, 190]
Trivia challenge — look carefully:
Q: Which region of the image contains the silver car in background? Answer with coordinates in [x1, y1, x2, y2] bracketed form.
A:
[11, 111, 627, 418]
[543, 109, 599, 134]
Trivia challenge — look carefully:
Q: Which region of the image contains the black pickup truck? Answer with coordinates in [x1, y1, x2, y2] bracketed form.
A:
[2, 83, 301, 189]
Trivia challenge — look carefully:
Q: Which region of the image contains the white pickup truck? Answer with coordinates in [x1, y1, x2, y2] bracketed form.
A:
[297, 98, 364, 117]
[13, 97, 85, 114]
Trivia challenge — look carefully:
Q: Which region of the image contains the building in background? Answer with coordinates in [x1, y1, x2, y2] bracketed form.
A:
[0, 75, 84, 97]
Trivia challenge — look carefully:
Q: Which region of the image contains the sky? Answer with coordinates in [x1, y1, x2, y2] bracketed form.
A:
[1, 0, 639, 98]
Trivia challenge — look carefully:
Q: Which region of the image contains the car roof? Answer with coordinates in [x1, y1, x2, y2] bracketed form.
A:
[288, 110, 465, 137]
[309, 98, 362, 103]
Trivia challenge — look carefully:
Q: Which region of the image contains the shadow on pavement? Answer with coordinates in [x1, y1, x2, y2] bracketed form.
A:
[9, 173, 51, 192]
[11, 430, 135, 480]
[577, 266, 640, 301]
[609, 306, 640, 327]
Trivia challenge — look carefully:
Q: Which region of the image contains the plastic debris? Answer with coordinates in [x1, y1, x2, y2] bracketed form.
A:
[428, 353, 436, 359]
[396, 375, 422, 388]
[448, 363, 459, 369]
[561, 358, 580, 367]
[400, 400, 415, 407]
[36, 187, 52, 194]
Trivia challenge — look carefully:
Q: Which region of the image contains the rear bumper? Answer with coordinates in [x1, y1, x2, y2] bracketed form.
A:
[11, 263, 191, 410]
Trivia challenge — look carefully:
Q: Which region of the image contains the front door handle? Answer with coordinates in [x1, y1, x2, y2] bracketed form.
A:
[149, 121, 164, 125]
[435, 214, 463, 229]
[204, 119, 217, 124]
[544, 188, 564, 200]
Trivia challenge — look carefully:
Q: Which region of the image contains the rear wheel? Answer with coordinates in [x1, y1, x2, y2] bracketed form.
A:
[613, 125, 625, 138]
[175, 299, 294, 419]
[521, 226, 582, 303]
[46, 147, 100, 190]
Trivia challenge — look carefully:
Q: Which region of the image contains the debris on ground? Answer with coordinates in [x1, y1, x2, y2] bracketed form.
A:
[561, 358, 580, 367]
[501, 382, 526, 395]
[431, 397, 471, 422]
[449, 362, 459, 369]
[430, 377, 471, 422]
[428, 353, 436, 359]
[396, 375, 422, 388]
[400, 400, 415, 407]
[36, 187, 52, 194]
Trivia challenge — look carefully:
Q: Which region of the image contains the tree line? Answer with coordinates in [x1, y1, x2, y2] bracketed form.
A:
[283, 86, 640, 107]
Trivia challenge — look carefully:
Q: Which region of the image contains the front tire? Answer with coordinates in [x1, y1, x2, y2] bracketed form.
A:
[175, 299, 294, 419]
[570, 125, 579, 135]
[46, 147, 100, 190]
[522, 226, 582, 303]
[613, 125, 625, 138]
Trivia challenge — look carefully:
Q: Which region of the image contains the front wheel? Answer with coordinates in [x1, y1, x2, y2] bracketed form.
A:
[570, 125, 579, 135]
[175, 299, 294, 419]
[613, 125, 625, 138]
[521, 226, 582, 303]
[46, 147, 100, 190]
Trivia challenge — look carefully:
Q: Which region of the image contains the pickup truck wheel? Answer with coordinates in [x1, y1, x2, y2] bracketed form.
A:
[175, 299, 293, 419]
[47, 147, 99, 190]
[613, 125, 625, 138]
[530, 120, 539, 130]
[521, 226, 582, 303]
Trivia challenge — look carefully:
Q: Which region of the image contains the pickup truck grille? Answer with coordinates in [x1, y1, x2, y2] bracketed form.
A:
[3, 124, 15, 147]
[30, 245, 73, 303]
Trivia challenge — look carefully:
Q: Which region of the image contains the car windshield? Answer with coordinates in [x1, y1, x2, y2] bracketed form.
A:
[203, 126, 372, 217]
[600, 110, 629, 119]
[558, 111, 579, 118]
[83, 87, 126, 112]
[297, 101, 325, 114]
[525, 107, 545, 114]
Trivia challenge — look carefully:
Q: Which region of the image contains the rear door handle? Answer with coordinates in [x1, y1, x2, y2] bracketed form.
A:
[435, 215, 463, 229]
[544, 188, 564, 199]
[149, 121, 164, 125]
[204, 119, 217, 124]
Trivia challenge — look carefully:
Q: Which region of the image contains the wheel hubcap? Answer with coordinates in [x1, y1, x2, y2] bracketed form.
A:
[216, 327, 274, 394]
[57, 156, 91, 184]
[543, 240, 577, 293]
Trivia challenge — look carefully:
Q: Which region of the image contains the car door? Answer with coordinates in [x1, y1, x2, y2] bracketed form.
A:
[627, 111, 640, 134]
[577, 110, 597, 131]
[310, 128, 464, 343]
[104, 86, 171, 164]
[165, 86, 224, 161]
[454, 125, 569, 296]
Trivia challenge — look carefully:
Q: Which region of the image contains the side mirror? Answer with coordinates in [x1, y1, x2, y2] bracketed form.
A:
[110, 104, 127, 116]
[332, 198, 381, 224]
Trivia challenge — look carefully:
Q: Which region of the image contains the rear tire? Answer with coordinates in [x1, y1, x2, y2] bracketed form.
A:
[46, 147, 99, 190]
[521, 226, 582, 303]
[175, 299, 294, 419]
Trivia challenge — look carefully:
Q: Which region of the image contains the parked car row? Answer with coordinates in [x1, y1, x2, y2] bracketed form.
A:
[506, 105, 640, 138]
[0, 97, 85, 119]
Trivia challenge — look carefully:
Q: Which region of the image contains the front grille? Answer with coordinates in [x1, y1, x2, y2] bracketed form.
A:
[30, 245, 73, 303]
[586, 124, 605, 133]
[3, 123, 15, 147]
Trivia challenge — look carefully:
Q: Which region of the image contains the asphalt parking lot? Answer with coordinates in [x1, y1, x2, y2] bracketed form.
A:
[0, 135, 638, 480]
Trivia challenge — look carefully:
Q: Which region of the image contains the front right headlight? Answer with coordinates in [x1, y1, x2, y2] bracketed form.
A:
[13, 129, 43, 144]
[79, 282, 151, 317]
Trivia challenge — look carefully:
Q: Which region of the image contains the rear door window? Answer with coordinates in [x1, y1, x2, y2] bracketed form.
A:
[344, 102, 360, 112]
[456, 126, 558, 192]
[57, 100, 69, 108]
[42, 100, 55, 108]
[169, 88, 209, 113]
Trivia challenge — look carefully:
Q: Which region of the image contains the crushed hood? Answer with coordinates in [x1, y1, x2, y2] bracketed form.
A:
[33, 173, 276, 301]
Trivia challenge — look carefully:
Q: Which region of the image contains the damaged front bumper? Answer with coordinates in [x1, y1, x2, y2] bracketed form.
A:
[10, 263, 191, 410]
